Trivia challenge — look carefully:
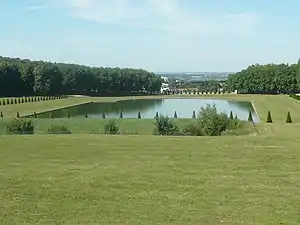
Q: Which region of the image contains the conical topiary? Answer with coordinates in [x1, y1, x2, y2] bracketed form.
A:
[33, 112, 37, 118]
[85, 112, 88, 118]
[138, 112, 141, 119]
[266, 110, 272, 123]
[192, 110, 196, 119]
[67, 111, 71, 119]
[286, 111, 292, 123]
[229, 111, 234, 120]
[49, 112, 53, 119]
[248, 111, 253, 122]
[6, 99, 9, 105]
[0, 100, 1, 105]
[0, 112, 3, 118]
[14, 98, 17, 104]
[10, 98, 14, 104]
[119, 111, 123, 119]
[102, 112, 106, 119]
[174, 111, 177, 118]
[155, 112, 159, 118]
[2, 99, 5, 105]
[16, 112, 20, 118]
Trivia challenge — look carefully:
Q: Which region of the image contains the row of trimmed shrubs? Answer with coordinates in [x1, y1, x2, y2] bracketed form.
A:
[162, 90, 230, 95]
[0, 95, 68, 106]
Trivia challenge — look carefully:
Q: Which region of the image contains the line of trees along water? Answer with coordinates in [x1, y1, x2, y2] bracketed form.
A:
[0, 56, 162, 97]
[227, 63, 300, 94]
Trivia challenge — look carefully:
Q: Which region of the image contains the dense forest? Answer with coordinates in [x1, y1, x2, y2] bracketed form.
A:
[227, 63, 300, 94]
[0, 56, 162, 97]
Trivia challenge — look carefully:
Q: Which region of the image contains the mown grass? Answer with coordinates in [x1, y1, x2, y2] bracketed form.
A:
[0, 118, 255, 136]
[1, 134, 300, 225]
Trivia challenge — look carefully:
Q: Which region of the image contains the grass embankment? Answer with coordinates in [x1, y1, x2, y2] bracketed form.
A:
[1, 135, 300, 224]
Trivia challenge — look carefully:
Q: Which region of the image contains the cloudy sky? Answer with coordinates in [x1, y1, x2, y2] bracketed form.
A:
[0, 0, 299, 72]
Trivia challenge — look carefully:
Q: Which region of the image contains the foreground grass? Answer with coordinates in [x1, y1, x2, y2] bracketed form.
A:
[1, 134, 300, 224]
[0, 118, 255, 136]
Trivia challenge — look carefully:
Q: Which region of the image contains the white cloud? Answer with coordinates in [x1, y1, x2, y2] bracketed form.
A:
[59, 0, 260, 36]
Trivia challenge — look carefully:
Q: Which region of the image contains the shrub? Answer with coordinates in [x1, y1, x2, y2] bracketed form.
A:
[197, 104, 231, 136]
[229, 111, 234, 120]
[10, 98, 13, 104]
[248, 111, 253, 122]
[21, 98, 24, 103]
[18, 98, 21, 103]
[33, 112, 37, 118]
[2, 99, 5, 105]
[119, 111, 123, 119]
[14, 98, 17, 104]
[174, 111, 177, 118]
[6, 99, 9, 105]
[192, 110, 196, 119]
[6, 118, 34, 134]
[24, 98, 28, 103]
[154, 115, 180, 136]
[67, 111, 71, 119]
[49, 112, 53, 119]
[155, 112, 159, 118]
[102, 112, 106, 119]
[104, 120, 119, 135]
[85, 112, 88, 118]
[16, 112, 20, 118]
[286, 111, 292, 123]
[0, 112, 3, 118]
[182, 121, 203, 136]
[266, 110, 272, 123]
[137, 112, 141, 119]
[48, 124, 71, 134]
[0, 100, 1, 105]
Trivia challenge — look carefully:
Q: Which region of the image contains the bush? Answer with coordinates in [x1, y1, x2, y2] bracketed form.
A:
[154, 115, 180, 136]
[6, 118, 34, 134]
[48, 124, 71, 134]
[286, 111, 292, 123]
[0, 112, 3, 118]
[174, 111, 177, 118]
[137, 112, 141, 119]
[119, 111, 123, 119]
[229, 111, 234, 120]
[104, 120, 119, 135]
[266, 110, 272, 123]
[248, 111, 253, 122]
[197, 104, 231, 136]
[102, 112, 106, 119]
[182, 121, 203, 136]
[192, 110, 196, 119]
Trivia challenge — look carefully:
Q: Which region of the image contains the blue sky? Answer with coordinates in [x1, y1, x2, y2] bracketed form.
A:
[0, 0, 300, 72]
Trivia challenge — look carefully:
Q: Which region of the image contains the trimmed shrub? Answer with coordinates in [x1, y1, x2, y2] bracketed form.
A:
[21, 98, 24, 103]
[24, 98, 28, 103]
[18, 98, 21, 103]
[0, 112, 3, 118]
[154, 115, 180, 136]
[0, 100, 1, 105]
[137, 112, 141, 119]
[248, 111, 253, 122]
[6, 99, 9, 105]
[28, 98, 31, 102]
[174, 111, 177, 118]
[67, 111, 71, 119]
[10, 99, 14, 104]
[16, 112, 20, 118]
[102, 112, 106, 119]
[14, 98, 17, 104]
[286, 111, 292, 123]
[104, 120, 119, 135]
[155, 112, 159, 118]
[49, 112, 53, 119]
[85, 112, 88, 118]
[48, 125, 71, 134]
[266, 110, 272, 123]
[33, 112, 37, 118]
[192, 110, 196, 119]
[6, 118, 34, 135]
[2, 99, 5, 105]
[119, 111, 123, 119]
[229, 111, 234, 120]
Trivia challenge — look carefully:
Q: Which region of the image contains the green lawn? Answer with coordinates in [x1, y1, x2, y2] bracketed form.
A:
[1, 134, 300, 224]
[1, 94, 300, 224]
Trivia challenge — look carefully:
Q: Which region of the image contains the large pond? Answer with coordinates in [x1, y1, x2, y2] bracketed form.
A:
[34, 98, 259, 122]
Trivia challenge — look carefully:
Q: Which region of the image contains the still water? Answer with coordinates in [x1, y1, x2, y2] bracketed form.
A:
[35, 98, 259, 122]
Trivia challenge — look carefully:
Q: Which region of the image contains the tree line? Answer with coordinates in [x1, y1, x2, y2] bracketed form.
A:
[0, 56, 162, 97]
[227, 63, 300, 94]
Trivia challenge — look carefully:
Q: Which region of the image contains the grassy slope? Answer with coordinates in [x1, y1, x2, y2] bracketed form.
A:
[1, 135, 300, 225]
[1, 94, 300, 224]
